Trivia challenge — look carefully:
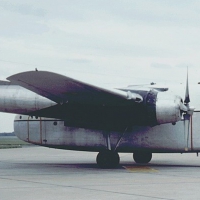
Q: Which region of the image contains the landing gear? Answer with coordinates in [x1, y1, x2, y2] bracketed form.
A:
[96, 130, 127, 168]
[96, 150, 120, 168]
[133, 152, 152, 164]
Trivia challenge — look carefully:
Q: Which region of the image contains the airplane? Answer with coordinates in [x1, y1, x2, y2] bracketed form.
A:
[0, 70, 198, 168]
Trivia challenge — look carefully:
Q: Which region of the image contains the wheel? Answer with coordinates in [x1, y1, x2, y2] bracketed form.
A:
[133, 152, 152, 164]
[96, 150, 120, 168]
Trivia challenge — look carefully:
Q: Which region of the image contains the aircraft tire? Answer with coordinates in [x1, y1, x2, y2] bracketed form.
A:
[96, 150, 120, 168]
[133, 152, 152, 164]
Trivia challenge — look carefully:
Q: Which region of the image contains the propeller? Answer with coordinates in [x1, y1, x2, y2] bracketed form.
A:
[182, 68, 194, 151]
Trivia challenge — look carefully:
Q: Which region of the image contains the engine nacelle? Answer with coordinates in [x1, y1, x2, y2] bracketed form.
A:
[155, 92, 182, 124]
[144, 89, 182, 125]
[120, 87, 184, 126]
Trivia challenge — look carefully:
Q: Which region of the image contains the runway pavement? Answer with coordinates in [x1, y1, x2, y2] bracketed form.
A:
[1, 146, 200, 200]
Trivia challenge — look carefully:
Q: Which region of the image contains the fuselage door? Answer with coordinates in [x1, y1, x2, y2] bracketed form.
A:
[28, 116, 42, 144]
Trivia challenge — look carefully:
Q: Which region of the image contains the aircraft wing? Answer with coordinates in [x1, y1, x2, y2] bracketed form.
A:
[7, 71, 143, 106]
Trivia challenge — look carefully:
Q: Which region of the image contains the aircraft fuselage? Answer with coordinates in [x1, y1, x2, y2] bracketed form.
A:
[1, 70, 200, 168]
[0, 84, 200, 153]
[14, 112, 200, 153]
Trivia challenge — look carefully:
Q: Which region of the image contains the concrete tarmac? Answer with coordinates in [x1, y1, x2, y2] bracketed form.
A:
[1, 147, 200, 200]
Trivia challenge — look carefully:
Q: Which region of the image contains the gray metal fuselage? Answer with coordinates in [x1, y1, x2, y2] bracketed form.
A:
[1, 84, 200, 153]
[13, 112, 200, 153]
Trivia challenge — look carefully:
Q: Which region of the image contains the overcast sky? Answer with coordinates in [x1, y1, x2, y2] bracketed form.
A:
[1, 0, 200, 132]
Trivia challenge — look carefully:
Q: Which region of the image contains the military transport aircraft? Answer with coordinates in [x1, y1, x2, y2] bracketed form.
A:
[0, 70, 198, 168]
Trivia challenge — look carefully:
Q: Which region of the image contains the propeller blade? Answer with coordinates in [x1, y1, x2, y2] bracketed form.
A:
[184, 114, 190, 151]
[183, 68, 193, 151]
[184, 67, 190, 104]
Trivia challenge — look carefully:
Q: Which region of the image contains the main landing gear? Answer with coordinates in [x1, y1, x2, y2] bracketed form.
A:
[96, 132, 120, 168]
[96, 131, 152, 168]
[96, 151, 152, 168]
[133, 152, 152, 164]
[96, 150, 120, 168]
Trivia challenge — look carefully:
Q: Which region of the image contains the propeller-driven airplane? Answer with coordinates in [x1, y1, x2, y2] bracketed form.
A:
[0, 70, 198, 168]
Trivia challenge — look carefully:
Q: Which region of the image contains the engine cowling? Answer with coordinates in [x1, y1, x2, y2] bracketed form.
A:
[155, 92, 182, 124]
[144, 89, 183, 125]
